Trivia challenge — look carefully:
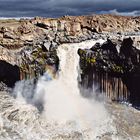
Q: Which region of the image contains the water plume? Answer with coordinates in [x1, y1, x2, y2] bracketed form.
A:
[10, 39, 117, 139]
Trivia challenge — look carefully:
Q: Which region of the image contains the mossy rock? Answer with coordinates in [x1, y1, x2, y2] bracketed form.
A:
[86, 57, 96, 64]
[112, 65, 123, 73]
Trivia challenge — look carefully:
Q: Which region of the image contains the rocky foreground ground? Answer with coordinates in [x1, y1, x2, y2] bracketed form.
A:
[0, 90, 140, 140]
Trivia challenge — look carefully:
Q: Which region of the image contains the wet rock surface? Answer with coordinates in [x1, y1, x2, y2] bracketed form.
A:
[106, 102, 140, 140]
[78, 37, 140, 107]
[0, 90, 139, 140]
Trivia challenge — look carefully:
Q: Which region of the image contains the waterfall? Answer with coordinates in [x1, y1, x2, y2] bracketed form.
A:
[0, 40, 117, 139]
[41, 40, 108, 125]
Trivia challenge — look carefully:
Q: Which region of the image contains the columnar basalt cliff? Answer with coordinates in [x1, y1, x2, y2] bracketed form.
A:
[0, 14, 140, 87]
[78, 38, 140, 106]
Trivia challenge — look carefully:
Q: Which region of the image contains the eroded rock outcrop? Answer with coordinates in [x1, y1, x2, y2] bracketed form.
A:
[0, 14, 140, 87]
[32, 15, 140, 43]
[78, 38, 140, 106]
[0, 20, 59, 86]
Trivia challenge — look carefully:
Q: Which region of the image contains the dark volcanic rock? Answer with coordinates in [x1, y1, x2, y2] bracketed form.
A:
[78, 38, 140, 107]
[19, 41, 59, 81]
[0, 60, 20, 87]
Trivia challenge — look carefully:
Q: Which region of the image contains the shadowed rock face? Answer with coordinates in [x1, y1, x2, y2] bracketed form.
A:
[0, 60, 20, 87]
[78, 38, 140, 107]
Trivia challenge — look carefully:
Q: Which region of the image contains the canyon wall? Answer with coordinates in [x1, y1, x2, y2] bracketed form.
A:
[0, 14, 140, 93]
[78, 38, 140, 106]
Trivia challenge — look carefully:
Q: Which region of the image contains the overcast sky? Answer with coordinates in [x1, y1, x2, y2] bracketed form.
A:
[0, 0, 140, 17]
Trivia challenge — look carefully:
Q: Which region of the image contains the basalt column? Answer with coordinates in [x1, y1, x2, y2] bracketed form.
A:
[78, 38, 140, 107]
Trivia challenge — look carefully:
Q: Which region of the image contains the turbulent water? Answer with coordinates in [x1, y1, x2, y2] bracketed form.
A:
[0, 39, 140, 140]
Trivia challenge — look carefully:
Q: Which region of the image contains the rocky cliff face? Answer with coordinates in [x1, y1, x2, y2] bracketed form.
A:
[0, 19, 60, 87]
[33, 15, 140, 33]
[32, 15, 140, 43]
[0, 14, 140, 87]
[78, 38, 140, 107]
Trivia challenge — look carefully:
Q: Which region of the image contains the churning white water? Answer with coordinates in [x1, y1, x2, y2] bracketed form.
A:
[0, 39, 117, 140]
[41, 40, 109, 126]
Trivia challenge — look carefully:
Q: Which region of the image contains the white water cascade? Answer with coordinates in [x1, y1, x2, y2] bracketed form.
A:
[0, 40, 117, 140]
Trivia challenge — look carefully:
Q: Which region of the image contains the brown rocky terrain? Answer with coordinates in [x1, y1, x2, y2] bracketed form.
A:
[0, 14, 140, 86]
[34, 14, 140, 33]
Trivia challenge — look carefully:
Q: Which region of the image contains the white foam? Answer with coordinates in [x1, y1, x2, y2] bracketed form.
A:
[0, 39, 118, 139]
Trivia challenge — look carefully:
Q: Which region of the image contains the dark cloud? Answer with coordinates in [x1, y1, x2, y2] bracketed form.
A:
[0, 0, 140, 17]
[99, 9, 140, 17]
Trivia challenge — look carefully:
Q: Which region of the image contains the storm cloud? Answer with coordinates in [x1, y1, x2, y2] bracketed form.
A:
[0, 0, 140, 17]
